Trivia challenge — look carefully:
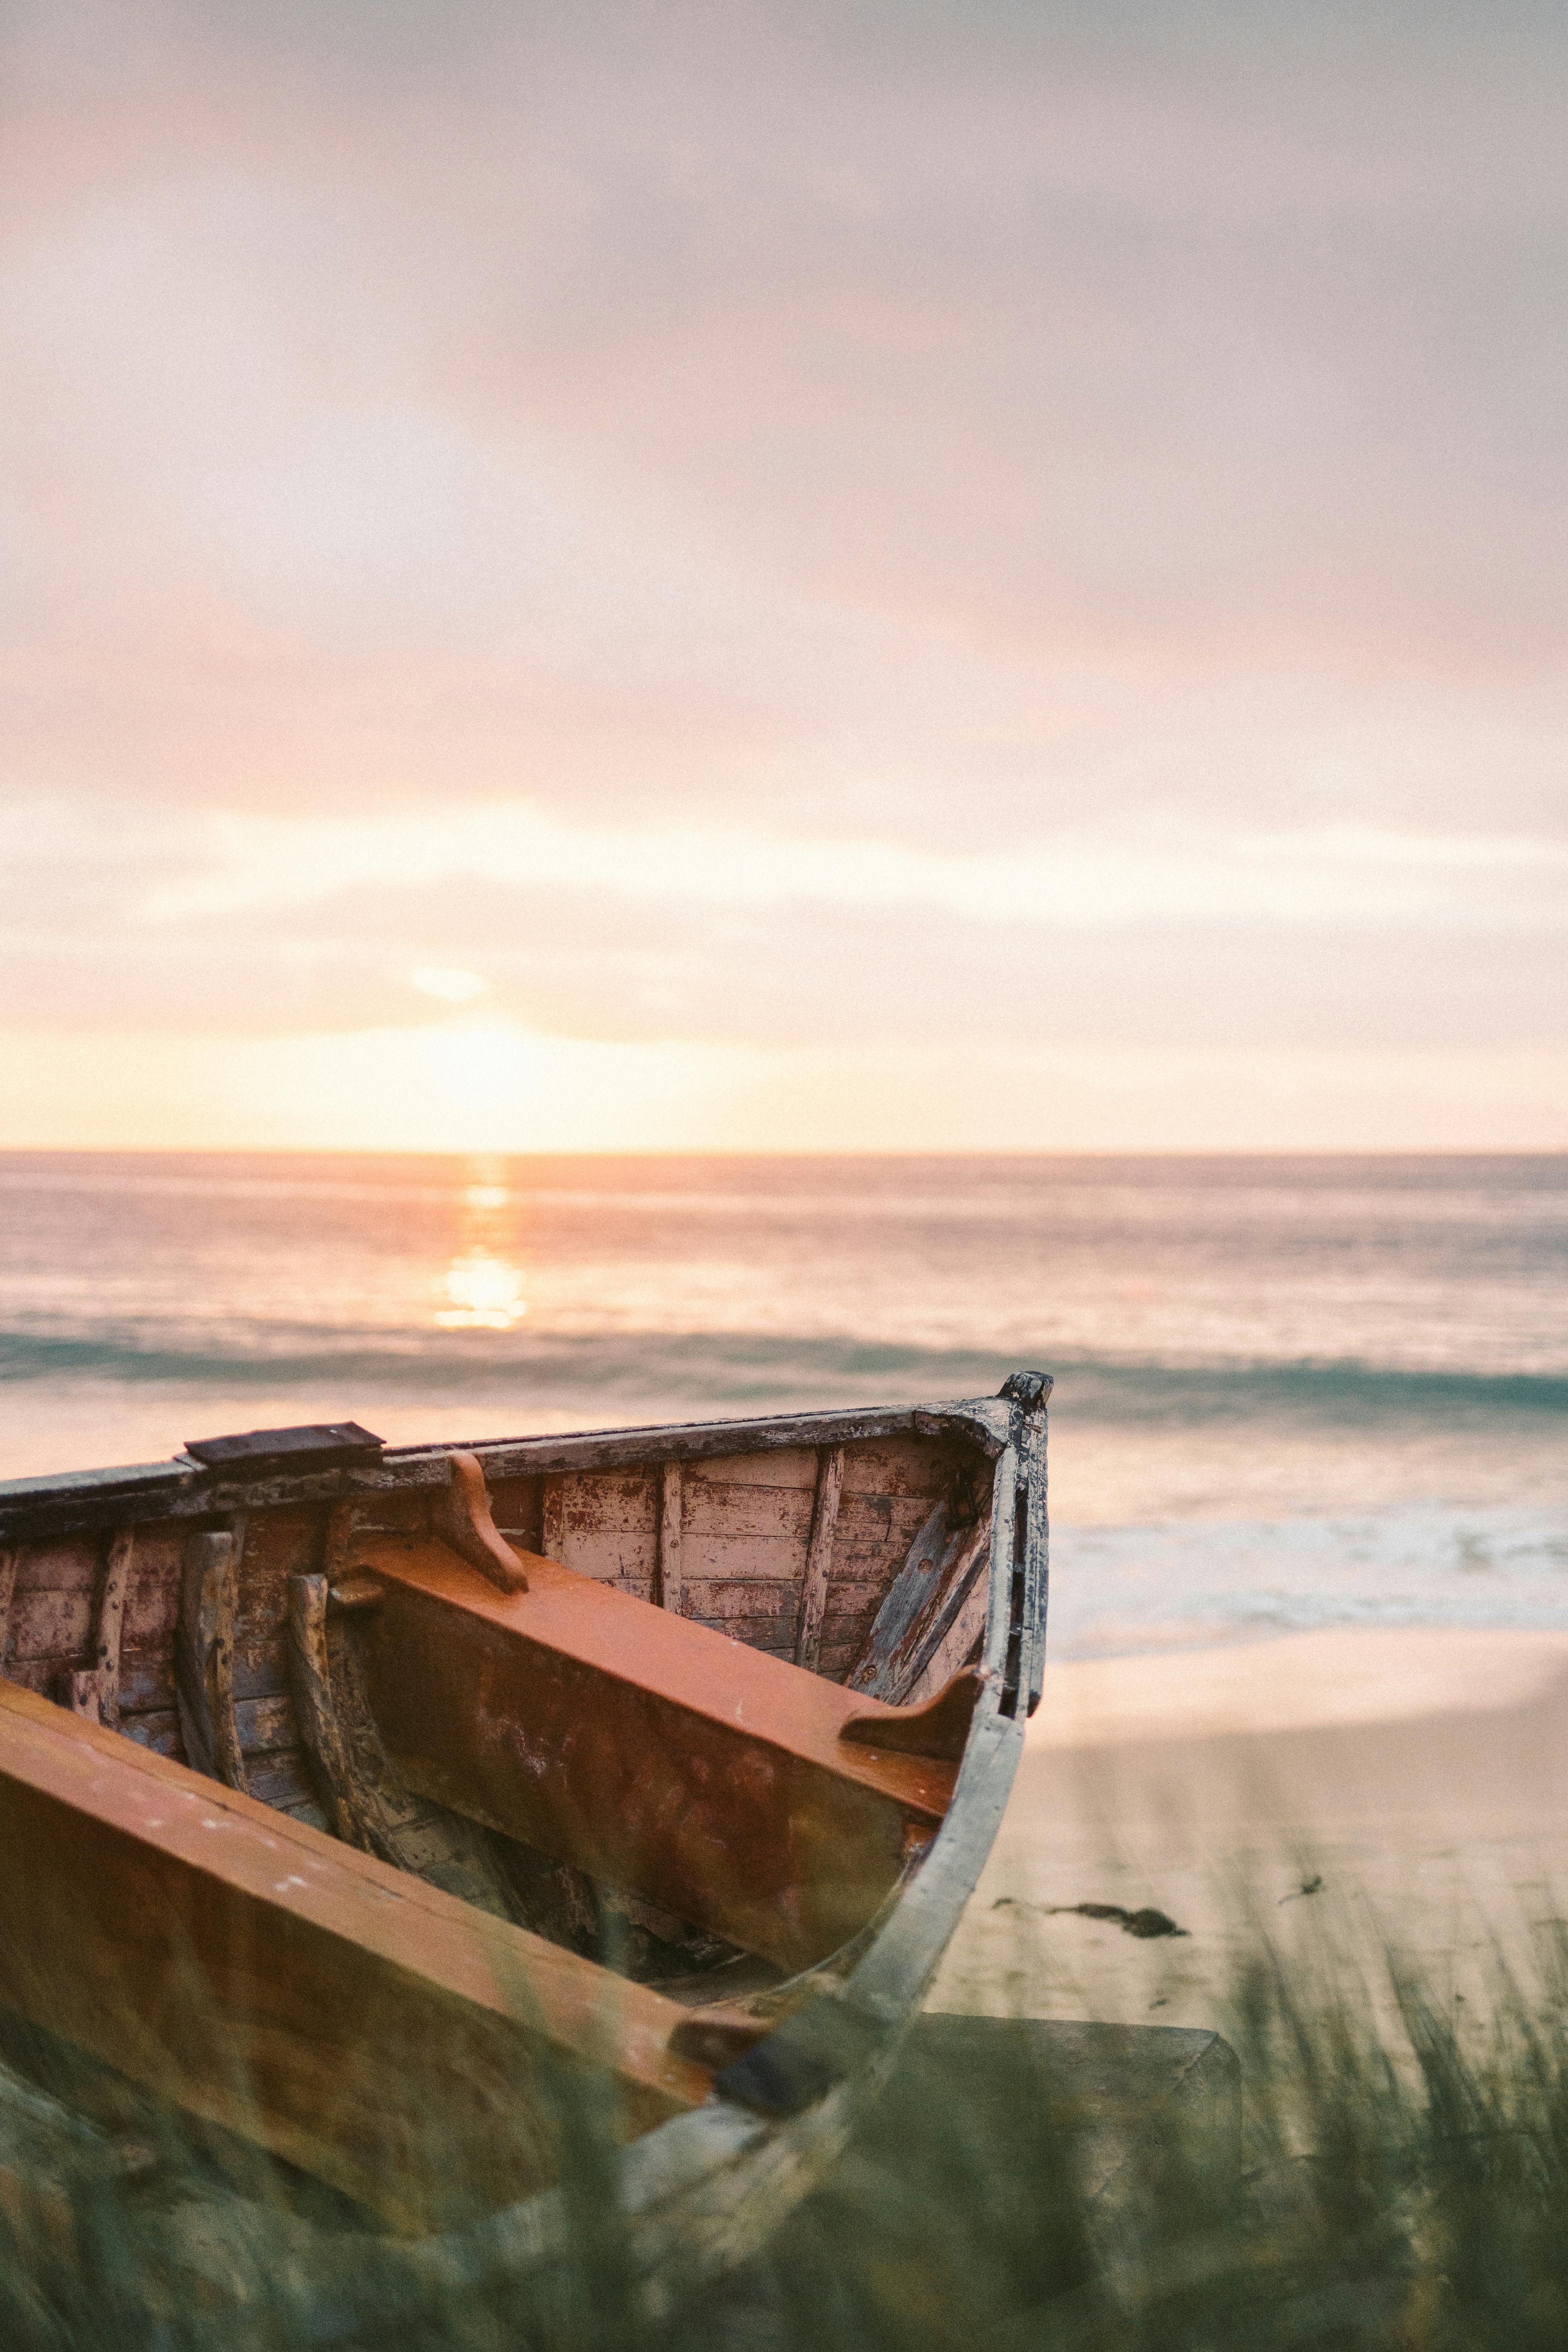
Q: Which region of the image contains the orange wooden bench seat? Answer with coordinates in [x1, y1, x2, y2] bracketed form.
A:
[349, 1532, 961, 1972]
[0, 1677, 710, 2233]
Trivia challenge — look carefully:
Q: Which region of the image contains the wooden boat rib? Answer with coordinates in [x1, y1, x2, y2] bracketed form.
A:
[0, 1371, 1049, 2321]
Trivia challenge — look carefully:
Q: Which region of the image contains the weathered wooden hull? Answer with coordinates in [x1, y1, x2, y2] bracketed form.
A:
[0, 1376, 1049, 2314]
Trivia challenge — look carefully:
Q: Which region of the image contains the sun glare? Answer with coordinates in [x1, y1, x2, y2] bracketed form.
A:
[437, 1245, 527, 1329]
[435, 1156, 528, 1329]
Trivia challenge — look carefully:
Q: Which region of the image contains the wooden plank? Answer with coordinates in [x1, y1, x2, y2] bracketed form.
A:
[0, 1677, 709, 2232]
[657, 1459, 684, 1614]
[540, 1472, 565, 1560]
[8, 1587, 90, 1662]
[819, 1622, 885, 1674]
[487, 1473, 543, 1552]
[287, 1573, 374, 1851]
[677, 1524, 818, 1580]
[540, 1524, 657, 1589]
[0, 1546, 16, 1672]
[121, 1708, 181, 1758]
[833, 1492, 898, 1552]
[535, 1469, 660, 1591]
[836, 1513, 925, 1575]
[92, 1527, 132, 1727]
[677, 1577, 800, 1621]
[552, 1469, 659, 1536]
[305, 1522, 530, 1917]
[119, 1654, 177, 1712]
[689, 1617, 798, 1654]
[121, 1524, 182, 1652]
[176, 1527, 248, 1793]
[794, 1447, 844, 1674]
[687, 1616, 800, 1653]
[819, 1618, 881, 1662]
[903, 1574, 988, 1706]
[846, 1504, 990, 1703]
[65, 1671, 103, 1721]
[233, 1692, 298, 1754]
[355, 1535, 957, 1973]
[230, 1506, 321, 1716]
[838, 1438, 955, 1499]
[0, 1658, 63, 1698]
[240, 1747, 320, 1811]
[681, 1481, 816, 1542]
[684, 1448, 820, 1491]
[818, 1574, 905, 1621]
[12, 1535, 98, 1595]
[231, 1635, 291, 1704]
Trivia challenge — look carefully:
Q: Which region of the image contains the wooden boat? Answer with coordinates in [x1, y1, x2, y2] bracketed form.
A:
[0, 1372, 1049, 2319]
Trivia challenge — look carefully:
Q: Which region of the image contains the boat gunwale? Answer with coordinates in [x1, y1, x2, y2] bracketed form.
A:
[0, 1394, 1013, 1542]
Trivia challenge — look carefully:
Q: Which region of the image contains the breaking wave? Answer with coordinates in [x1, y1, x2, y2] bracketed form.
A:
[1, 1323, 1564, 1427]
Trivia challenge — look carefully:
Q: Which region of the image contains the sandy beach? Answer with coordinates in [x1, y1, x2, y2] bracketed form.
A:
[931, 1627, 1568, 2047]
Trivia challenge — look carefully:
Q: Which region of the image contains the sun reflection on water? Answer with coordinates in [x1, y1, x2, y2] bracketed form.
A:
[436, 1158, 528, 1330]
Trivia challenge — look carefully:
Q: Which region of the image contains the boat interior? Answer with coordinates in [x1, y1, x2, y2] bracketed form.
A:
[0, 1414, 1005, 2228]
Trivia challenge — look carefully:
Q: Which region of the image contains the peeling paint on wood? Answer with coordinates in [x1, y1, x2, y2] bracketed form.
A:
[13, 1537, 98, 1597]
[658, 1459, 684, 1613]
[287, 1573, 376, 1851]
[794, 1448, 844, 1673]
[176, 1525, 249, 1793]
[10, 1587, 91, 1662]
[845, 1499, 990, 1704]
[541, 1471, 566, 1561]
[88, 1527, 132, 1729]
[683, 1482, 816, 1540]
[0, 1547, 16, 1674]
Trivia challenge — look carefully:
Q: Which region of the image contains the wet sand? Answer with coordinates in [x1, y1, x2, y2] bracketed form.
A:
[930, 1628, 1568, 2045]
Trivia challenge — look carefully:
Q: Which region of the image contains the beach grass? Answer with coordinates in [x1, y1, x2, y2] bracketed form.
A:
[7, 1898, 1568, 2350]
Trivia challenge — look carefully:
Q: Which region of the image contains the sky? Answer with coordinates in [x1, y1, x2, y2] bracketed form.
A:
[2, 0, 1564, 1152]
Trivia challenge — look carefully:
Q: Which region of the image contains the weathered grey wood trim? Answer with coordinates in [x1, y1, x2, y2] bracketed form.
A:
[792, 1447, 843, 1672]
[900, 1562, 989, 1707]
[76, 1524, 133, 1731]
[844, 1507, 990, 1704]
[0, 1458, 197, 1508]
[63, 1530, 132, 1730]
[657, 1460, 684, 1614]
[300, 1529, 523, 1912]
[0, 1398, 1010, 1542]
[176, 1525, 249, 1792]
[287, 1574, 377, 1853]
[94, 1527, 131, 1728]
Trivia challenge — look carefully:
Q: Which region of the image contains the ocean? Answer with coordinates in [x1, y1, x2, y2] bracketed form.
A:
[2, 1151, 1564, 1662]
